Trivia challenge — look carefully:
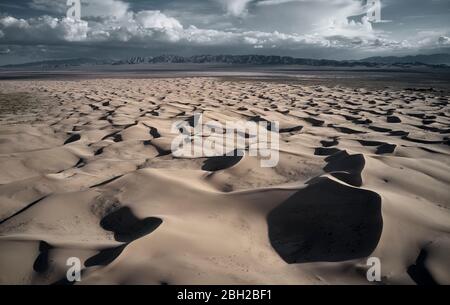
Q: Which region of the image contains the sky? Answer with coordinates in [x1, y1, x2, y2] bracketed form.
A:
[0, 0, 449, 65]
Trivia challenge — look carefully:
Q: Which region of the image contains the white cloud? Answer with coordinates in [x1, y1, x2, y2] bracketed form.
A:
[438, 36, 450, 45]
[135, 11, 183, 31]
[59, 17, 89, 41]
[0, 13, 368, 49]
[320, 16, 375, 40]
[0, 15, 88, 43]
[0, 10, 441, 53]
[0, 16, 29, 28]
[1, 0, 448, 57]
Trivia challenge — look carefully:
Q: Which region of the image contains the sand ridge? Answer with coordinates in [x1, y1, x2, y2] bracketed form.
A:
[0, 77, 449, 284]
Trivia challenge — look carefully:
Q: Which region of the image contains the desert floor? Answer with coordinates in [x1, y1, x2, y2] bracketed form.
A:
[0, 77, 449, 284]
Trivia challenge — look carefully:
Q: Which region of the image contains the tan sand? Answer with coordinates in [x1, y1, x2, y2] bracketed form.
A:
[0, 78, 449, 285]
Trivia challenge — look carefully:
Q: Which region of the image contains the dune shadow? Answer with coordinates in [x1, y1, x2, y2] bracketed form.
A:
[85, 244, 128, 267]
[320, 138, 339, 148]
[64, 133, 81, 145]
[53, 207, 162, 282]
[33, 241, 53, 273]
[368, 126, 392, 133]
[376, 144, 396, 155]
[314, 147, 341, 156]
[407, 249, 438, 285]
[304, 117, 324, 127]
[324, 151, 365, 187]
[332, 125, 366, 135]
[401, 136, 444, 145]
[357, 140, 397, 155]
[387, 116, 401, 123]
[280, 126, 303, 133]
[267, 177, 383, 264]
[202, 150, 243, 171]
[100, 207, 163, 243]
[80, 207, 163, 269]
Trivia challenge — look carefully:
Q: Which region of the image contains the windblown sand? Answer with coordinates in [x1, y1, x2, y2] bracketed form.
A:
[0, 78, 449, 285]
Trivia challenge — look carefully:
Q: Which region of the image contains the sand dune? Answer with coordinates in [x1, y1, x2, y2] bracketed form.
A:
[0, 78, 449, 285]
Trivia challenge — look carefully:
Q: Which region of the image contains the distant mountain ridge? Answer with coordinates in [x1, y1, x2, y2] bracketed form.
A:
[1, 58, 109, 68]
[2, 54, 449, 69]
[113, 54, 450, 67]
[360, 54, 450, 65]
[118, 55, 349, 66]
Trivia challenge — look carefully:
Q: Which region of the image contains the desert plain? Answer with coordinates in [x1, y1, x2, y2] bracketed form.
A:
[0, 74, 449, 285]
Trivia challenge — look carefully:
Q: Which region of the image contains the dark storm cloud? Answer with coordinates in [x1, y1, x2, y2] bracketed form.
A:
[0, 0, 449, 64]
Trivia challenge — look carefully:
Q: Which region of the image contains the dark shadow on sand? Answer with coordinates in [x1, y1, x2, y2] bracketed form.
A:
[202, 150, 243, 171]
[407, 249, 438, 285]
[267, 177, 383, 264]
[100, 207, 162, 243]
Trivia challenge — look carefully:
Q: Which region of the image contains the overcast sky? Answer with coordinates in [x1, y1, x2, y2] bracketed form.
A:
[0, 0, 449, 64]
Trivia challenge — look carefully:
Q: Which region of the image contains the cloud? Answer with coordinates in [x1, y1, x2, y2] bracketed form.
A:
[0, 0, 449, 62]
[0, 7, 443, 54]
[321, 16, 375, 40]
[0, 12, 364, 48]
[438, 36, 450, 46]
[0, 15, 89, 42]
[215, 0, 356, 16]
[135, 11, 183, 31]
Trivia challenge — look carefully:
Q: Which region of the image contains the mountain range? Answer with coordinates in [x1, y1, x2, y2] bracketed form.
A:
[360, 54, 450, 65]
[2, 54, 449, 69]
